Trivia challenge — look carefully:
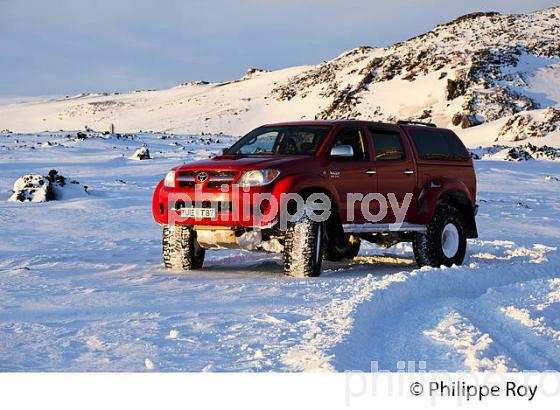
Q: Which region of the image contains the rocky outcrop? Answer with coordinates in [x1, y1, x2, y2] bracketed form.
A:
[499, 108, 560, 141]
[8, 174, 53, 202]
[8, 170, 85, 202]
[129, 145, 151, 160]
[505, 143, 560, 161]
[447, 79, 468, 100]
[271, 7, 560, 126]
[244, 68, 269, 79]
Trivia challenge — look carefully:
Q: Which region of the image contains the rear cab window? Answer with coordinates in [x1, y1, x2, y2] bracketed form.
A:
[407, 128, 469, 162]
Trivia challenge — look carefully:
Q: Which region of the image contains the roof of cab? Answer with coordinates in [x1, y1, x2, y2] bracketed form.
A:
[262, 120, 364, 127]
[262, 119, 451, 132]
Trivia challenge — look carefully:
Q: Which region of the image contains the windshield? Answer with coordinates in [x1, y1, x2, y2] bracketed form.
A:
[225, 125, 332, 156]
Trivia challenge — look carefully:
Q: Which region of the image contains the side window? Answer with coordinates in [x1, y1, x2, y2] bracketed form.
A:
[408, 129, 469, 161]
[370, 129, 404, 161]
[331, 128, 368, 160]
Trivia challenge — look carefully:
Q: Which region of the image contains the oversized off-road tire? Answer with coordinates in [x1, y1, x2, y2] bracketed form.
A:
[412, 204, 467, 268]
[162, 225, 205, 271]
[283, 215, 323, 277]
[324, 234, 361, 261]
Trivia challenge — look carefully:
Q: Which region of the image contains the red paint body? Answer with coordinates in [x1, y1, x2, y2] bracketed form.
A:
[152, 121, 477, 236]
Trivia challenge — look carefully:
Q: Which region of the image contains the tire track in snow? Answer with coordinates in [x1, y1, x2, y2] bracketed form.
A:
[281, 271, 409, 371]
[283, 241, 558, 371]
[423, 311, 509, 371]
[458, 289, 560, 371]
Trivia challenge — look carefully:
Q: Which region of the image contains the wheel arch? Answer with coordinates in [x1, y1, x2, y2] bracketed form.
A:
[417, 179, 478, 239]
[271, 176, 341, 217]
[296, 185, 346, 248]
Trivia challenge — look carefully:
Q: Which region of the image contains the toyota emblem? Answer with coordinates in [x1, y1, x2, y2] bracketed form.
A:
[196, 172, 209, 183]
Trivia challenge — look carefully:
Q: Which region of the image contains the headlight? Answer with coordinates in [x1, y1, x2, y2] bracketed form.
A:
[237, 169, 280, 187]
[164, 170, 176, 187]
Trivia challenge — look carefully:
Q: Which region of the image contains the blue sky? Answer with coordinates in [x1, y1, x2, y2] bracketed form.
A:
[1, 0, 558, 97]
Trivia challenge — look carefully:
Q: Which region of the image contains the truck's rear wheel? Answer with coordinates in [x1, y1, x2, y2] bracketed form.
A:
[162, 225, 205, 271]
[412, 204, 467, 267]
[283, 215, 323, 277]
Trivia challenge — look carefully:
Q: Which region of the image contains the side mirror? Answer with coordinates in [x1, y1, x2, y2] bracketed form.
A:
[330, 145, 354, 158]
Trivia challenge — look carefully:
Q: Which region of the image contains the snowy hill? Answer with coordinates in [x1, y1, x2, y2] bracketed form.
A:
[1, 7, 559, 146]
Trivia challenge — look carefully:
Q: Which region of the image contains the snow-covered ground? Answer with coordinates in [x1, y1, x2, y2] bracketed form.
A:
[1, 131, 559, 372]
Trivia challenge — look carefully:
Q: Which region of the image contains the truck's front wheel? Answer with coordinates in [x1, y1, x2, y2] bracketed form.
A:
[412, 204, 467, 267]
[283, 215, 323, 277]
[162, 225, 205, 271]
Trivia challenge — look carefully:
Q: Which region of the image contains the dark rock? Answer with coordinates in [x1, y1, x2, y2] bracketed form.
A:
[447, 78, 467, 100]
[506, 147, 533, 161]
[505, 143, 560, 161]
[447, 12, 501, 26]
[460, 115, 484, 129]
[46, 169, 66, 187]
[451, 112, 463, 126]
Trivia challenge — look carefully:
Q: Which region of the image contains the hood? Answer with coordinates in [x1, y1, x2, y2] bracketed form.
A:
[175, 155, 317, 173]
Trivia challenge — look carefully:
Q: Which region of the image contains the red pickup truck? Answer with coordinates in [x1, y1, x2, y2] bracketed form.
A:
[152, 120, 478, 277]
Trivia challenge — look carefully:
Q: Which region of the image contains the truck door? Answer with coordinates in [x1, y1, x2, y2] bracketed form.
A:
[368, 126, 417, 223]
[325, 126, 376, 223]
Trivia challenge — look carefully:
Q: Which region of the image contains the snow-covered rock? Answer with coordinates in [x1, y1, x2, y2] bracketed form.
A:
[503, 146, 534, 161]
[498, 108, 560, 141]
[73, 131, 89, 141]
[243, 67, 269, 80]
[129, 145, 151, 160]
[8, 169, 88, 202]
[499, 143, 560, 161]
[178, 80, 209, 87]
[8, 174, 52, 202]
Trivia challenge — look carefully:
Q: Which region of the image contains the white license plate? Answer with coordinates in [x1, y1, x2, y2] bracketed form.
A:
[181, 208, 217, 219]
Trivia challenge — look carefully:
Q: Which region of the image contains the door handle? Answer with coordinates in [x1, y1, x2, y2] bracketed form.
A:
[404, 169, 414, 175]
[365, 169, 377, 176]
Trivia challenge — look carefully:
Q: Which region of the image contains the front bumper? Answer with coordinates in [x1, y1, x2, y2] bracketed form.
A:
[152, 180, 280, 228]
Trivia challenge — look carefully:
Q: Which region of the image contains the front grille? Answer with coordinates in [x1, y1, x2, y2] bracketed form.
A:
[177, 169, 239, 189]
[212, 170, 238, 178]
[206, 181, 232, 189]
[177, 170, 238, 178]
